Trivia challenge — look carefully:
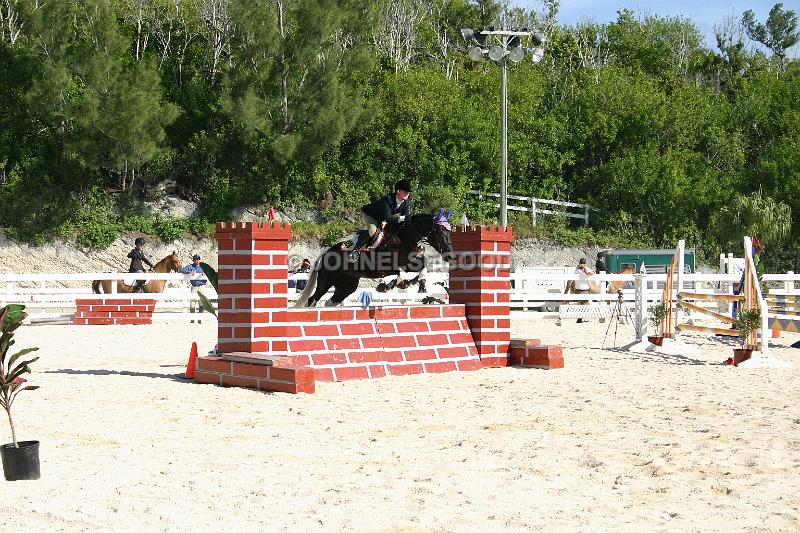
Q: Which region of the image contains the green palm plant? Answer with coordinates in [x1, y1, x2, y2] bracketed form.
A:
[197, 263, 219, 317]
[716, 189, 791, 249]
[0, 305, 39, 448]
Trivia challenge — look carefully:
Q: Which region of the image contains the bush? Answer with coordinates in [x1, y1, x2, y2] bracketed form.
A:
[322, 221, 354, 246]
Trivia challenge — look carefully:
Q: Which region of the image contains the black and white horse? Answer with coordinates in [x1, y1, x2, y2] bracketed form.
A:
[295, 211, 454, 307]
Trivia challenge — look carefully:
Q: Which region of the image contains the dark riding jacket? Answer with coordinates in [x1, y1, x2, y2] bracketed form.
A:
[362, 193, 411, 231]
[128, 247, 154, 273]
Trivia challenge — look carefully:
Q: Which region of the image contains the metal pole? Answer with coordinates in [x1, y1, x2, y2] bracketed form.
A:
[500, 58, 508, 228]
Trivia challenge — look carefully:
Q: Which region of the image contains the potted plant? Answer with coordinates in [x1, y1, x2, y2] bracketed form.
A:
[648, 301, 668, 346]
[197, 262, 219, 318]
[733, 307, 761, 366]
[0, 304, 40, 481]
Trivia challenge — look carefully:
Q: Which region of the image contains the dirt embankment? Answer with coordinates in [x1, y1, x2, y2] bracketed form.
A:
[0, 234, 605, 275]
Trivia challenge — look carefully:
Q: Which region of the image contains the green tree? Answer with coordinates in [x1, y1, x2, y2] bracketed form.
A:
[743, 3, 799, 72]
[714, 189, 791, 251]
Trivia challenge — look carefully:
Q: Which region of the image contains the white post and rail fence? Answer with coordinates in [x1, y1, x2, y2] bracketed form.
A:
[470, 190, 598, 226]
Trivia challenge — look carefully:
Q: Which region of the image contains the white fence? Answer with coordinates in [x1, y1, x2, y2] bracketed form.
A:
[4, 269, 799, 323]
[0, 271, 450, 321]
[470, 190, 598, 226]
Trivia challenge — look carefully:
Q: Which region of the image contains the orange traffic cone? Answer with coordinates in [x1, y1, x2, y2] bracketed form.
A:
[186, 342, 198, 379]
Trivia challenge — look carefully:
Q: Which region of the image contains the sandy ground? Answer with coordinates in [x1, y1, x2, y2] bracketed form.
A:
[1, 315, 799, 532]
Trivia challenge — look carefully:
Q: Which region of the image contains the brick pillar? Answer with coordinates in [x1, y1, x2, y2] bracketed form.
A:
[215, 222, 291, 355]
[449, 225, 512, 367]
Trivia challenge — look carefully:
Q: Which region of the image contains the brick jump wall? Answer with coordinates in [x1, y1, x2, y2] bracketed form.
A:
[194, 221, 557, 394]
[286, 305, 481, 381]
[450, 226, 512, 368]
[73, 298, 155, 325]
[195, 304, 482, 389]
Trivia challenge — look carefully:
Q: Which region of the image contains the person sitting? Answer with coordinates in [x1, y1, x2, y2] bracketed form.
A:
[127, 237, 154, 293]
[295, 258, 311, 291]
[349, 179, 412, 261]
[179, 254, 208, 323]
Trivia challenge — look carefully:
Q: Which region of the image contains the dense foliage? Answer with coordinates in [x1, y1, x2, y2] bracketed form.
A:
[0, 0, 798, 268]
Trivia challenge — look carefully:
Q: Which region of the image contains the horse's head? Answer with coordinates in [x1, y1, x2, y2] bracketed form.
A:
[168, 251, 182, 272]
[428, 208, 454, 262]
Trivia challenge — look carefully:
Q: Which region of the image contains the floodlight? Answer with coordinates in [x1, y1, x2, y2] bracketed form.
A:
[531, 32, 545, 46]
[508, 47, 525, 62]
[460, 28, 474, 41]
[467, 46, 485, 62]
[530, 47, 544, 63]
[509, 36, 520, 48]
[488, 46, 505, 61]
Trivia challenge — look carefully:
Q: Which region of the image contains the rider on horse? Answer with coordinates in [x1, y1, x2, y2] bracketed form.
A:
[127, 237, 154, 293]
[349, 179, 412, 262]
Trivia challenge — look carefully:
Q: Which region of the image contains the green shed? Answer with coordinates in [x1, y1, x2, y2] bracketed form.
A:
[602, 248, 695, 274]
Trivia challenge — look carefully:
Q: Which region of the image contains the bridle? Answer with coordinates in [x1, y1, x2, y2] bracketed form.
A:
[406, 216, 450, 252]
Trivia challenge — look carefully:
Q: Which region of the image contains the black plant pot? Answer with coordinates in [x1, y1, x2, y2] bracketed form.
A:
[1, 440, 40, 481]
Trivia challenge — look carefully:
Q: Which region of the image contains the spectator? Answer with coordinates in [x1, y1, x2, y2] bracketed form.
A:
[179, 254, 208, 323]
[574, 258, 594, 323]
[296, 258, 311, 291]
[595, 251, 607, 274]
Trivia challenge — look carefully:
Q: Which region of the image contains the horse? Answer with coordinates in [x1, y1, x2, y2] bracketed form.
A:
[563, 264, 636, 302]
[91, 252, 182, 294]
[295, 212, 454, 307]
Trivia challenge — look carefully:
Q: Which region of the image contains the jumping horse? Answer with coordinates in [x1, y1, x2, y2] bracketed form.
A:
[92, 252, 182, 294]
[295, 211, 455, 307]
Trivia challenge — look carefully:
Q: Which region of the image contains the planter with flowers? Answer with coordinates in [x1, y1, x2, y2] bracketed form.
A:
[647, 301, 668, 346]
[733, 307, 761, 366]
[0, 304, 40, 481]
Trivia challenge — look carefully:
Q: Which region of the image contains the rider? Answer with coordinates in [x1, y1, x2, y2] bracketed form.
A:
[349, 179, 412, 261]
[127, 237, 154, 293]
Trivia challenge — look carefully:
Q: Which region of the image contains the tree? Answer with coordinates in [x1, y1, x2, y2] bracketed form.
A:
[743, 3, 799, 73]
[715, 189, 791, 250]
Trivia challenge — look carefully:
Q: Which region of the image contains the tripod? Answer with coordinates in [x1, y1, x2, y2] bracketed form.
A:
[602, 289, 633, 349]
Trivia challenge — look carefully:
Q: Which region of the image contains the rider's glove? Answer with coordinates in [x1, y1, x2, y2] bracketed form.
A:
[398, 215, 406, 222]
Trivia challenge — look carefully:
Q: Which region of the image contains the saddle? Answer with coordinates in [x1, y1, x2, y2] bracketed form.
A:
[345, 227, 400, 253]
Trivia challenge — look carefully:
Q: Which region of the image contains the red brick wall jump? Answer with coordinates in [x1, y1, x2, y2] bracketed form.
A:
[73, 298, 155, 325]
[196, 221, 558, 394]
[450, 226, 513, 367]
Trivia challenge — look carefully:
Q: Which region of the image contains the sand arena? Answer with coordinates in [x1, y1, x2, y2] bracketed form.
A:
[2, 316, 799, 531]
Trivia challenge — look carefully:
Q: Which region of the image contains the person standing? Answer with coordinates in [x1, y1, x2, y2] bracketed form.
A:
[574, 258, 594, 323]
[179, 254, 208, 323]
[127, 237, 154, 293]
[595, 251, 607, 274]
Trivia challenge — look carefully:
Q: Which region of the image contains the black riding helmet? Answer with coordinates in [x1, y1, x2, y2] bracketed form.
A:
[135, 237, 145, 246]
[192, 254, 201, 261]
[394, 179, 412, 193]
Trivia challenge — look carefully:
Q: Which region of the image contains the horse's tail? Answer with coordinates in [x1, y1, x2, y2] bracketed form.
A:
[92, 280, 103, 294]
[293, 256, 321, 308]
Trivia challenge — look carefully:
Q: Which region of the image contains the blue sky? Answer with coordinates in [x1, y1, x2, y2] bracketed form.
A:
[519, 1, 800, 53]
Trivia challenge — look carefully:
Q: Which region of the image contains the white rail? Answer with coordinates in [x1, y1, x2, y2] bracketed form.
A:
[470, 190, 598, 226]
[7, 269, 800, 319]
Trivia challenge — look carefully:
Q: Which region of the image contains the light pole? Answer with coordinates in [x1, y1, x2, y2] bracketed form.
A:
[461, 28, 545, 228]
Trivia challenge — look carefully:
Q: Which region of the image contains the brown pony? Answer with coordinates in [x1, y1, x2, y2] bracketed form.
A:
[92, 252, 182, 294]
[564, 265, 636, 301]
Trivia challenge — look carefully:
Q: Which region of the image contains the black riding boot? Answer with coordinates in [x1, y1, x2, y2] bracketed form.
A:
[417, 279, 427, 293]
